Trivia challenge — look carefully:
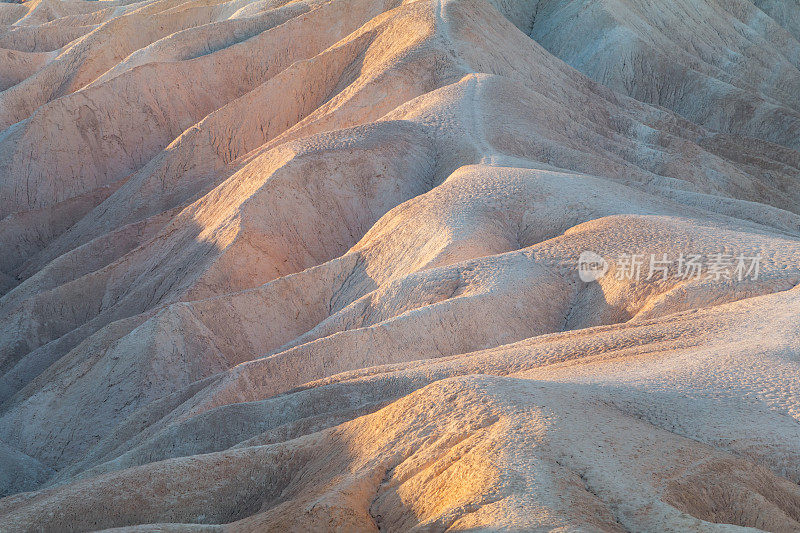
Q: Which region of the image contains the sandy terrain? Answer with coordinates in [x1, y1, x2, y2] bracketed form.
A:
[0, 0, 799, 530]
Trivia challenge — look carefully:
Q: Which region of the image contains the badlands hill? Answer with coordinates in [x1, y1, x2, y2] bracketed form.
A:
[0, 0, 799, 530]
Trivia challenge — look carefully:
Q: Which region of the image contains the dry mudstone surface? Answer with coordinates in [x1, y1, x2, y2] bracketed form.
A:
[1, 0, 800, 530]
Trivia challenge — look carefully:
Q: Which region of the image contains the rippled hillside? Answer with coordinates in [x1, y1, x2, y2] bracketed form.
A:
[1, 0, 800, 530]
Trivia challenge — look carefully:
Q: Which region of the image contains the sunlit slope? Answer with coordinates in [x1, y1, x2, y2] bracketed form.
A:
[0, 0, 799, 530]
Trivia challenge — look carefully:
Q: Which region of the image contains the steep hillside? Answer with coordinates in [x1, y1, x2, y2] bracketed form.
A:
[0, 0, 799, 530]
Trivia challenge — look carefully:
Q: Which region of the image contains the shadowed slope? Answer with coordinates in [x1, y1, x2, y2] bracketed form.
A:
[0, 0, 799, 529]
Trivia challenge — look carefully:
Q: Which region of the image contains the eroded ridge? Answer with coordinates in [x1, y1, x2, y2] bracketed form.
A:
[0, 0, 799, 530]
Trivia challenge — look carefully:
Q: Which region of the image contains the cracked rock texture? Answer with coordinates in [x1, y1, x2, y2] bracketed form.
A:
[1, 0, 800, 530]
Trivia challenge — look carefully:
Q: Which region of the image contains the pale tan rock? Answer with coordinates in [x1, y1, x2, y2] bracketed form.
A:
[1, 0, 800, 530]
